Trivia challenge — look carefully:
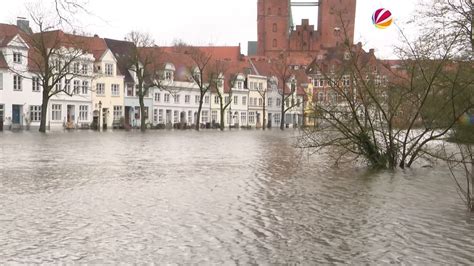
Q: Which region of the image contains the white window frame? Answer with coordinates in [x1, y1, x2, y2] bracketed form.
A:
[96, 83, 105, 96]
[13, 75, 22, 91]
[30, 105, 42, 122]
[13, 52, 22, 63]
[79, 105, 88, 121]
[105, 64, 114, 76]
[51, 104, 62, 121]
[111, 84, 120, 96]
[32, 77, 40, 92]
[113, 106, 122, 121]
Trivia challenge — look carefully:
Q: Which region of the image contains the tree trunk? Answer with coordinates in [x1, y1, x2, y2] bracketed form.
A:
[219, 102, 224, 131]
[139, 94, 146, 132]
[39, 91, 49, 133]
[196, 97, 203, 131]
[262, 102, 266, 130]
[280, 94, 285, 130]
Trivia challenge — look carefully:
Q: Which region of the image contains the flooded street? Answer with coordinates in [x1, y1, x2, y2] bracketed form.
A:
[0, 130, 473, 264]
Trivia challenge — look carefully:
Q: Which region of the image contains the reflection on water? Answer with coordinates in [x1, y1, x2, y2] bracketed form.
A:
[0, 130, 473, 264]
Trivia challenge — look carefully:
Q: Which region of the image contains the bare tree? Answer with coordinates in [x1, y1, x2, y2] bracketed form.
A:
[11, 6, 92, 133]
[124, 31, 163, 132]
[256, 79, 268, 130]
[270, 52, 299, 130]
[187, 48, 213, 131]
[416, 0, 473, 56]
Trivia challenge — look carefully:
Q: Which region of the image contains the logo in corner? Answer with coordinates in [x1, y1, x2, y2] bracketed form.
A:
[372, 8, 393, 29]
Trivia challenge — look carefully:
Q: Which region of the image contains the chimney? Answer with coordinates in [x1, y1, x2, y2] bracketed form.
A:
[369, 48, 375, 55]
[17, 17, 33, 34]
[94, 34, 99, 38]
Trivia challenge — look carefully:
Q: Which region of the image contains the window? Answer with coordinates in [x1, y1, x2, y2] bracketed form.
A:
[188, 111, 192, 124]
[268, 98, 273, 107]
[96, 83, 105, 96]
[214, 96, 220, 104]
[201, 110, 209, 123]
[13, 75, 22, 91]
[0, 73, 3, 90]
[241, 112, 247, 125]
[274, 113, 281, 124]
[164, 93, 170, 103]
[153, 109, 158, 123]
[158, 109, 164, 123]
[258, 98, 263, 106]
[30, 105, 41, 122]
[82, 81, 89, 94]
[273, 23, 277, 32]
[250, 82, 254, 90]
[185, 95, 190, 104]
[272, 39, 277, 48]
[79, 105, 88, 121]
[154, 92, 161, 102]
[127, 84, 134, 97]
[224, 96, 229, 104]
[13, 52, 22, 63]
[343, 75, 350, 87]
[105, 64, 114, 76]
[249, 112, 255, 124]
[51, 104, 62, 121]
[276, 98, 281, 107]
[55, 79, 63, 92]
[165, 71, 173, 81]
[242, 96, 247, 106]
[65, 80, 71, 94]
[204, 96, 210, 104]
[174, 95, 180, 104]
[73, 80, 80, 94]
[173, 111, 179, 123]
[113, 106, 122, 121]
[73, 62, 80, 74]
[237, 81, 243, 89]
[195, 95, 200, 104]
[111, 84, 120, 96]
[0, 104, 4, 121]
[211, 110, 217, 122]
[319, 79, 325, 87]
[32, 77, 40, 92]
[234, 96, 238, 105]
[81, 64, 88, 75]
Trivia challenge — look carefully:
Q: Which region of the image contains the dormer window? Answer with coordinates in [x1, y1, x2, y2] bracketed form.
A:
[165, 71, 173, 81]
[105, 63, 114, 76]
[237, 81, 243, 89]
[13, 52, 22, 64]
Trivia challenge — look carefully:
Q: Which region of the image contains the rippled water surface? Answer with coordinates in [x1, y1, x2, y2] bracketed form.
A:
[0, 130, 473, 264]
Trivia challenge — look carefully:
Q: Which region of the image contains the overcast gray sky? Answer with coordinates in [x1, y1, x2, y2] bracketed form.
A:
[0, 0, 418, 58]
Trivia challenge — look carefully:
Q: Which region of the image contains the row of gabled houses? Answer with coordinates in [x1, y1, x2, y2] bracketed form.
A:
[1, 18, 395, 131]
[0, 20, 309, 131]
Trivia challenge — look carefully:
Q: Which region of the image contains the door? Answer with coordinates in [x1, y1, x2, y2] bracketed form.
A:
[12, 105, 21, 124]
[268, 113, 272, 128]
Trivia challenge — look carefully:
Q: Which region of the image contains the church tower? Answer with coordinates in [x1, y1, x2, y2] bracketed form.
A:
[318, 0, 357, 47]
[257, 0, 291, 56]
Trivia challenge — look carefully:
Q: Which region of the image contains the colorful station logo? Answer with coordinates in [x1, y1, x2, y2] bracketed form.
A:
[372, 8, 393, 29]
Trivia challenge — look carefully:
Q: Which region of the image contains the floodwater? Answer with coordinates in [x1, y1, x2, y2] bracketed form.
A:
[0, 130, 473, 264]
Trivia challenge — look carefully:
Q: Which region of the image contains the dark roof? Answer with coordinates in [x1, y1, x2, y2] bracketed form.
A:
[161, 46, 242, 61]
[104, 38, 136, 83]
[0, 23, 26, 47]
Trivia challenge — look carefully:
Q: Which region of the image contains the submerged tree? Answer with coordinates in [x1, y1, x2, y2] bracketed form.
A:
[187, 48, 213, 131]
[11, 4, 92, 133]
[299, 15, 474, 169]
[124, 31, 163, 132]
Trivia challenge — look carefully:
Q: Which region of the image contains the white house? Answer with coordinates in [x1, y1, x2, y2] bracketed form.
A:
[0, 23, 42, 130]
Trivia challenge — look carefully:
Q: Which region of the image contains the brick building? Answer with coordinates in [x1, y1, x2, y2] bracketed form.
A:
[254, 0, 357, 63]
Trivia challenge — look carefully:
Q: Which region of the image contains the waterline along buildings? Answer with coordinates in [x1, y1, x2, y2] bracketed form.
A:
[1, 0, 389, 131]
